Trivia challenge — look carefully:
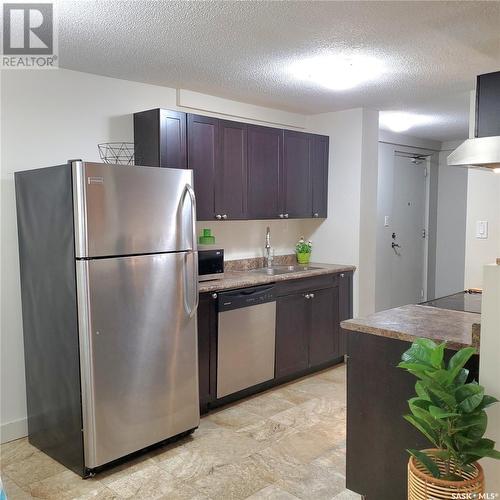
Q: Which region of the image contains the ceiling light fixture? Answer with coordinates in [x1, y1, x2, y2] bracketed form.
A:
[379, 111, 434, 133]
[493, 168, 500, 174]
[291, 54, 385, 91]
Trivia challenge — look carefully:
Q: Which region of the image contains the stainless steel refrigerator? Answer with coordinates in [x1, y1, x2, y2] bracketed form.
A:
[15, 160, 200, 476]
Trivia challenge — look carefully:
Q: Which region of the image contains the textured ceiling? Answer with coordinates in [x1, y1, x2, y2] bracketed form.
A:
[56, 1, 500, 142]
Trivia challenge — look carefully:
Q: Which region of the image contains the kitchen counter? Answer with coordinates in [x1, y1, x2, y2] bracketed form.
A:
[341, 303, 480, 350]
[199, 262, 356, 293]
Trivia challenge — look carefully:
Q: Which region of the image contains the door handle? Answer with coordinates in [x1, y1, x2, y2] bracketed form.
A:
[391, 242, 401, 249]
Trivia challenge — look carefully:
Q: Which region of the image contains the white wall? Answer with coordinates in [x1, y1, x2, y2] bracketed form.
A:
[307, 108, 379, 316]
[464, 171, 500, 288]
[434, 141, 468, 297]
[0, 68, 321, 442]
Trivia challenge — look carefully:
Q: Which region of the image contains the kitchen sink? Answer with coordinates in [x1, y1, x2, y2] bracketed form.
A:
[249, 265, 320, 276]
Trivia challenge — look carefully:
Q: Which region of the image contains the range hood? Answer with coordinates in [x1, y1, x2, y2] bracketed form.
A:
[448, 71, 500, 171]
[447, 136, 500, 170]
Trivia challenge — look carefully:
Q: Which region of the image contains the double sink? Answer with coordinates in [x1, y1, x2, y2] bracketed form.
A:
[249, 265, 320, 276]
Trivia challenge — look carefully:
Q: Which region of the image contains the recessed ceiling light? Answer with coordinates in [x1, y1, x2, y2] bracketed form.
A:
[493, 168, 500, 174]
[291, 54, 385, 91]
[379, 111, 434, 133]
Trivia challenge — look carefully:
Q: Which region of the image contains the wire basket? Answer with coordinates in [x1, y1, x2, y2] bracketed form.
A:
[98, 142, 137, 165]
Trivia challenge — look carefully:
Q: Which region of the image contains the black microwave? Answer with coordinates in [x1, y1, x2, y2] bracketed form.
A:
[198, 249, 224, 281]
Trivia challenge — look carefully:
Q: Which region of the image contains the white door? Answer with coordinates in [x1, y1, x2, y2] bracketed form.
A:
[390, 155, 428, 307]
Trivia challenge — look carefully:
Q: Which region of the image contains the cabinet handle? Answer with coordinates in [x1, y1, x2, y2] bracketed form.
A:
[215, 214, 222, 220]
[284, 213, 289, 219]
[305, 293, 310, 299]
[340, 273, 345, 278]
[222, 214, 227, 220]
[313, 213, 319, 218]
[211, 293, 218, 299]
[279, 214, 284, 219]
[309, 293, 315, 298]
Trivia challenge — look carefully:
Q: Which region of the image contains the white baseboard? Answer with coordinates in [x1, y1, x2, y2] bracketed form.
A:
[1, 418, 28, 444]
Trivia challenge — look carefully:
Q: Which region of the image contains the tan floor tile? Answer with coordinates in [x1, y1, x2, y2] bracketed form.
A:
[236, 417, 294, 444]
[2, 474, 33, 499]
[315, 365, 346, 384]
[26, 470, 106, 499]
[104, 463, 174, 499]
[287, 377, 345, 402]
[245, 484, 300, 499]
[207, 405, 264, 431]
[98, 453, 158, 486]
[192, 456, 271, 500]
[250, 447, 345, 500]
[312, 448, 346, 475]
[331, 489, 362, 500]
[268, 387, 314, 406]
[236, 393, 296, 419]
[0, 438, 38, 468]
[3, 450, 66, 488]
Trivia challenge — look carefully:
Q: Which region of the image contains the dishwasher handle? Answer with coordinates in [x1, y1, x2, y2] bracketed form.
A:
[218, 284, 275, 312]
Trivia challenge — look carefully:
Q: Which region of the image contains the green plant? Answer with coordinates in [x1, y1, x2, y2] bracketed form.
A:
[398, 338, 500, 481]
[295, 237, 312, 254]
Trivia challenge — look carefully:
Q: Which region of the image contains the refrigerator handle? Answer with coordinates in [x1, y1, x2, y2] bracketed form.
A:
[182, 184, 199, 317]
[182, 184, 197, 251]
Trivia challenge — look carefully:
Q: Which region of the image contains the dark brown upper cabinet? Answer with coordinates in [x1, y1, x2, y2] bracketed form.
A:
[134, 109, 187, 169]
[216, 120, 247, 220]
[247, 125, 283, 219]
[282, 131, 313, 218]
[311, 135, 329, 218]
[134, 108, 329, 220]
[475, 71, 500, 138]
[187, 114, 219, 220]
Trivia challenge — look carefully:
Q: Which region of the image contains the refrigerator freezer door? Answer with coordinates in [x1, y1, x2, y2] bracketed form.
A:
[73, 161, 196, 258]
[76, 252, 199, 469]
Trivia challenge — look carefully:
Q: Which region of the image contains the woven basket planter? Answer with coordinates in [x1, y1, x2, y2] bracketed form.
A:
[408, 450, 484, 499]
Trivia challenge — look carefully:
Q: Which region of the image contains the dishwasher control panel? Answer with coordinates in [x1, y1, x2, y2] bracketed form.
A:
[217, 284, 275, 312]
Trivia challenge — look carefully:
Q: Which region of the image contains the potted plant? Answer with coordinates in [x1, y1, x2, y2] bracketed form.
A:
[398, 338, 500, 499]
[295, 237, 312, 265]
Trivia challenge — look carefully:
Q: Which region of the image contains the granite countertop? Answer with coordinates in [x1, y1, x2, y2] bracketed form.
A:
[199, 261, 356, 293]
[341, 304, 481, 351]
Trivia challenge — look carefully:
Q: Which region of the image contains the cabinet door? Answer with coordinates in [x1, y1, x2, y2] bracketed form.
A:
[159, 109, 187, 169]
[338, 272, 353, 356]
[187, 114, 218, 220]
[247, 125, 283, 219]
[275, 293, 309, 378]
[216, 121, 247, 219]
[476, 72, 500, 137]
[282, 131, 312, 218]
[311, 135, 329, 218]
[309, 286, 340, 367]
[197, 293, 217, 412]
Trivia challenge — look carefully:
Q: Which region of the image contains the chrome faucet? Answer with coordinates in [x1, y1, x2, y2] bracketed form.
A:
[265, 226, 273, 268]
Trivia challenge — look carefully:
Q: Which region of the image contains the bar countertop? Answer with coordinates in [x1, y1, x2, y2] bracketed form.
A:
[341, 304, 481, 351]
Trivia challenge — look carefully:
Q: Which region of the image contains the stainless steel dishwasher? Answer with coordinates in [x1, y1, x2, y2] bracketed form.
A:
[217, 284, 276, 398]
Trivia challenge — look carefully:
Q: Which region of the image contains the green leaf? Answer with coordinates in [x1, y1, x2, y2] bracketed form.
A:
[401, 339, 437, 366]
[429, 406, 460, 419]
[403, 415, 438, 446]
[427, 385, 456, 409]
[407, 449, 441, 478]
[431, 342, 445, 368]
[466, 448, 500, 460]
[409, 397, 432, 411]
[456, 383, 484, 413]
[415, 381, 429, 400]
[448, 347, 476, 381]
[477, 395, 499, 410]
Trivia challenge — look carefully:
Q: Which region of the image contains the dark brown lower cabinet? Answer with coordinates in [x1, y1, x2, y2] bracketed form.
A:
[309, 286, 339, 367]
[198, 272, 353, 411]
[275, 293, 309, 378]
[197, 293, 217, 413]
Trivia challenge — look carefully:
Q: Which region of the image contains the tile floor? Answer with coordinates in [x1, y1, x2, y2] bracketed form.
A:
[1, 363, 361, 500]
